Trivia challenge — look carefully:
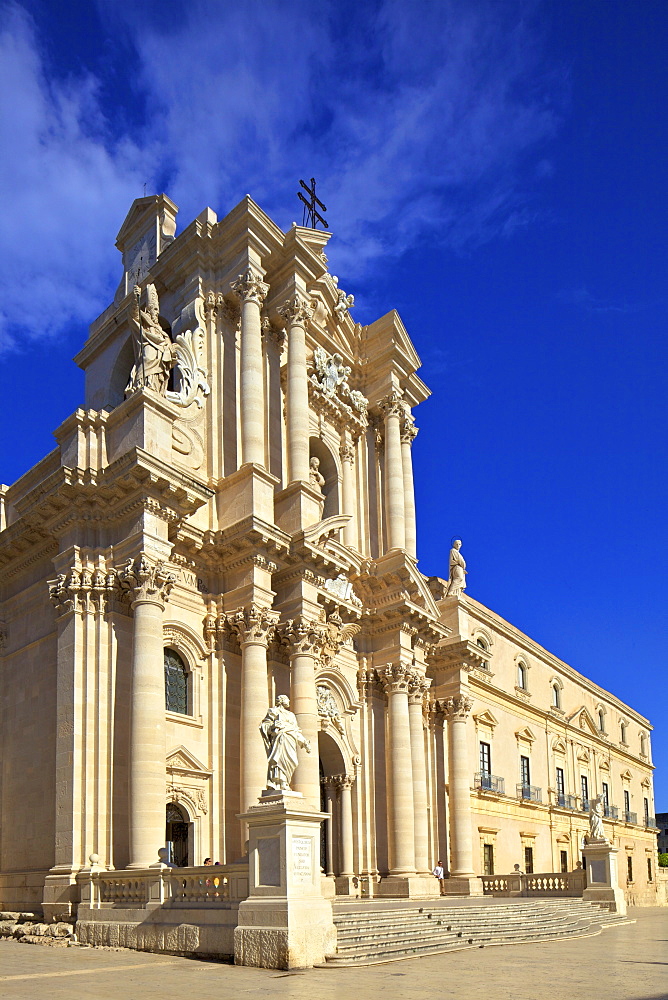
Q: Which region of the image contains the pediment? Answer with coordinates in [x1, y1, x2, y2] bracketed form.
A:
[474, 710, 499, 730]
[568, 706, 600, 736]
[620, 769, 633, 782]
[552, 737, 567, 754]
[166, 745, 212, 776]
[515, 726, 536, 745]
[576, 748, 591, 763]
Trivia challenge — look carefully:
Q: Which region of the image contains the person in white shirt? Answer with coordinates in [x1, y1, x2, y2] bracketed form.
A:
[432, 860, 445, 895]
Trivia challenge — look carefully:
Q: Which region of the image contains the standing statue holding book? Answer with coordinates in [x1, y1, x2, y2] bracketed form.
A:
[260, 695, 311, 792]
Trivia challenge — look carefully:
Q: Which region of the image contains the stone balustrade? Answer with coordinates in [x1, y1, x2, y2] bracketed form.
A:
[480, 870, 587, 897]
[78, 864, 249, 909]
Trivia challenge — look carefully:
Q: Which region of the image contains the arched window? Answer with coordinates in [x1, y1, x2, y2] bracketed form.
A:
[640, 733, 648, 756]
[517, 662, 527, 690]
[476, 637, 488, 651]
[620, 722, 628, 745]
[552, 682, 561, 710]
[598, 709, 605, 732]
[165, 648, 189, 715]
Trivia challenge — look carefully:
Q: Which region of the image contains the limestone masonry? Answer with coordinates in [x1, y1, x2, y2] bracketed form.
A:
[0, 194, 659, 939]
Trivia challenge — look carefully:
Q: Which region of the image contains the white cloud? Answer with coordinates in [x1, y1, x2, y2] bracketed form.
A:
[0, 0, 562, 351]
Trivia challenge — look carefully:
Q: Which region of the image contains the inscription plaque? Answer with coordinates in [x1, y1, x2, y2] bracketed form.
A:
[291, 836, 313, 885]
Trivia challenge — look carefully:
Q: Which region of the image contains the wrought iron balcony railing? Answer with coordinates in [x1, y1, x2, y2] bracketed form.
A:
[623, 810, 637, 825]
[556, 793, 578, 810]
[475, 772, 505, 794]
[604, 805, 619, 819]
[645, 815, 656, 828]
[517, 784, 542, 803]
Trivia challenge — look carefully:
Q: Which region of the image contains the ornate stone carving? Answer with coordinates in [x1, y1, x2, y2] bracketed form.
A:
[400, 409, 418, 444]
[445, 539, 467, 598]
[588, 793, 609, 843]
[321, 612, 361, 667]
[226, 605, 280, 646]
[278, 292, 312, 326]
[331, 773, 354, 791]
[280, 617, 327, 658]
[196, 788, 209, 815]
[119, 555, 175, 607]
[443, 694, 474, 720]
[379, 389, 404, 419]
[316, 684, 345, 734]
[230, 267, 269, 305]
[125, 283, 176, 397]
[331, 276, 355, 322]
[310, 347, 368, 418]
[48, 565, 123, 616]
[260, 695, 311, 791]
[204, 291, 225, 318]
[339, 442, 355, 464]
[262, 315, 285, 349]
[323, 572, 361, 606]
[408, 674, 431, 706]
[166, 322, 210, 409]
[377, 662, 416, 695]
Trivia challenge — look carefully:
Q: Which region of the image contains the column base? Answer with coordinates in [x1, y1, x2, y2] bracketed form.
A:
[215, 463, 278, 528]
[442, 875, 484, 897]
[377, 874, 441, 899]
[334, 874, 361, 897]
[43, 869, 80, 922]
[274, 481, 324, 533]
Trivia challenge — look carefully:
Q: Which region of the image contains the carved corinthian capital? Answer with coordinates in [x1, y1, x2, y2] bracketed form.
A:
[408, 674, 431, 706]
[280, 617, 328, 657]
[379, 389, 405, 419]
[339, 442, 355, 464]
[230, 267, 269, 305]
[443, 694, 473, 720]
[119, 555, 175, 607]
[226, 604, 280, 646]
[278, 292, 313, 327]
[400, 409, 418, 444]
[377, 662, 415, 695]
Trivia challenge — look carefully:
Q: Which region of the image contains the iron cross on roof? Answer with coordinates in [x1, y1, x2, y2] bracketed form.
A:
[298, 177, 329, 229]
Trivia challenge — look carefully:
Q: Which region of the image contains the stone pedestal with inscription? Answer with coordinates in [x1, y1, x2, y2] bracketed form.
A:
[582, 841, 627, 914]
[234, 791, 335, 969]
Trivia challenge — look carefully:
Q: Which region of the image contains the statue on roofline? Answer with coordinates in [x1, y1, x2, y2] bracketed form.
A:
[445, 538, 467, 598]
[126, 283, 176, 397]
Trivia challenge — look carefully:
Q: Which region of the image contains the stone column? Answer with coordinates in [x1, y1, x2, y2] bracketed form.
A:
[122, 556, 175, 869]
[335, 775, 355, 877]
[279, 293, 313, 484]
[227, 605, 280, 812]
[401, 411, 418, 558]
[323, 778, 336, 876]
[444, 694, 481, 892]
[380, 392, 406, 551]
[379, 664, 416, 875]
[408, 675, 431, 874]
[231, 267, 269, 467]
[340, 440, 357, 547]
[282, 618, 325, 809]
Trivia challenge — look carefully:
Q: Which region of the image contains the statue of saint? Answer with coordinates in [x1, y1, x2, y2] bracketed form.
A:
[309, 456, 326, 493]
[260, 695, 311, 792]
[126, 283, 176, 396]
[445, 538, 467, 598]
[588, 793, 607, 842]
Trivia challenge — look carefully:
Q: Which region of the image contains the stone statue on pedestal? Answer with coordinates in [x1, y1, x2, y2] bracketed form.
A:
[588, 793, 608, 843]
[445, 538, 467, 598]
[260, 695, 311, 792]
[309, 456, 325, 493]
[126, 283, 175, 396]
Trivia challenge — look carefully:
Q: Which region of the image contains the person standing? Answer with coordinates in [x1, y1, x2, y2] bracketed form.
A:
[432, 860, 445, 895]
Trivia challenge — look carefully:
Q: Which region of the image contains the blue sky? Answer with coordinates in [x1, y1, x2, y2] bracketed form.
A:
[1, 0, 666, 806]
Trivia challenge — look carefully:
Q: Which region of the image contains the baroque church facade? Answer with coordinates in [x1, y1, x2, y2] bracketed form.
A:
[0, 194, 659, 916]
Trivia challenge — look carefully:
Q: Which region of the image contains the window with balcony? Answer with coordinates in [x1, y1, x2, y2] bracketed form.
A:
[556, 766, 565, 801]
[520, 755, 530, 787]
[644, 797, 650, 826]
[602, 782, 609, 812]
[581, 775, 589, 811]
[480, 741, 491, 776]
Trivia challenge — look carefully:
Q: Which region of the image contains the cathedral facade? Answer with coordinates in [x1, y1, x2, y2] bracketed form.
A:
[0, 194, 659, 916]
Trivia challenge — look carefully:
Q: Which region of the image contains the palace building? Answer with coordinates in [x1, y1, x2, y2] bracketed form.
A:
[0, 194, 659, 921]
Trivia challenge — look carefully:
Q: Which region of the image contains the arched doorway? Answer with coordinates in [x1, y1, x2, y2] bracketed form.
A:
[318, 730, 349, 879]
[166, 802, 191, 867]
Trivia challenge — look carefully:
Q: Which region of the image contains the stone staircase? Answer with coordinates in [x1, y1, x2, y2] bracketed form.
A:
[322, 898, 633, 966]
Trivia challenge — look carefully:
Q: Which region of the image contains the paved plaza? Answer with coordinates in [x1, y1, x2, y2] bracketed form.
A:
[0, 908, 666, 1000]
